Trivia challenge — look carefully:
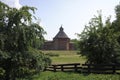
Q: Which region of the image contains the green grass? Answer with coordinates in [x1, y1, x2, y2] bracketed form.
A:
[32, 71, 120, 80]
[31, 50, 120, 80]
[42, 50, 86, 64]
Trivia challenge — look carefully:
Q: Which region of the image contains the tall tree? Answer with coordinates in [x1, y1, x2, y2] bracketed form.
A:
[112, 3, 120, 43]
[78, 12, 120, 64]
[0, 1, 51, 80]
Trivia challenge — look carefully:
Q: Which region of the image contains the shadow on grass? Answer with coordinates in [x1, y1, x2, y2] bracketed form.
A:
[45, 52, 59, 57]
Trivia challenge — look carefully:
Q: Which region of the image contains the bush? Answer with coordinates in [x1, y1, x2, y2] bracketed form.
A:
[0, 48, 51, 80]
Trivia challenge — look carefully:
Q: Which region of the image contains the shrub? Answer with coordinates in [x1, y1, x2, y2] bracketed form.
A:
[0, 49, 51, 80]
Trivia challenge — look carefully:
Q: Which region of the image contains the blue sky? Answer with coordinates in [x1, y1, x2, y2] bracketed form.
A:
[0, 0, 119, 40]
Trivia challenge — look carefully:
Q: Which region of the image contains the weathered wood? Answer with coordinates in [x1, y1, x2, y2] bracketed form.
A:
[82, 64, 120, 74]
[46, 63, 120, 74]
[47, 63, 81, 72]
[61, 65, 64, 71]
[53, 65, 56, 72]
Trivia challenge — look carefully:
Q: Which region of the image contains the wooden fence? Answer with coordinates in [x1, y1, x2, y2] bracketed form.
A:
[46, 63, 81, 72]
[82, 64, 120, 74]
[46, 63, 120, 74]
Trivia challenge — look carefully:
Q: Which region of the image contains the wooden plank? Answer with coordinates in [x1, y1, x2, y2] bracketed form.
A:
[48, 63, 81, 72]
[52, 63, 80, 66]
[82, 64, 120, 66]
[81, 63, 120, 74]
[47, 63, 120, 73]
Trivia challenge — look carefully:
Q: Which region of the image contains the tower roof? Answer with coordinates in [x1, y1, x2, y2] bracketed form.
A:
[54, 26, 69, 39]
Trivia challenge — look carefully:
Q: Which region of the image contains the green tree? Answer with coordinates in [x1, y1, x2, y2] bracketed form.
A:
[112, 3, 120, 44]
[78, 12, 120, 64]
[28, 23, 46, 49]
[70, 39, 79, 50]
[111, 3, 120, 63]
[0, 1, 51, 80]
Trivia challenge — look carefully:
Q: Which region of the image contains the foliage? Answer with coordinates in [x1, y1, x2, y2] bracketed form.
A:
[77, 11, 120, 64]
[27, 23, 46, 49]
[111, 3, 120, 63]
[0, 1, 51, 80]
[70, 39, 79, 50]
[112, 3, 120, 44]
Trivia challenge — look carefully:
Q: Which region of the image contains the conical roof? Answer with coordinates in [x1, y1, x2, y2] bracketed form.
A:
[54, 26, 69, 39]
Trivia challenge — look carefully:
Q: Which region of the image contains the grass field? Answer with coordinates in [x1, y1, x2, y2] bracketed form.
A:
[42, 50, 86, 64]
[27, 50, 120, 80]
[31, 71, 120, 80]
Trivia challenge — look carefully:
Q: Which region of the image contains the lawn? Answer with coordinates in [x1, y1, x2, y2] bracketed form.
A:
[31, 71, 120, 80]
[42, 50, 86, 64]
[26, 50, 120, 80]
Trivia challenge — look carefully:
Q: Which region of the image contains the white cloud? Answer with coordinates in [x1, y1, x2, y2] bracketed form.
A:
[0, 0, 22, 9]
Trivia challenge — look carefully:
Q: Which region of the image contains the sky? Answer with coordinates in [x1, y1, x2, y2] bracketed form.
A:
[0, 0, 119, 40]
